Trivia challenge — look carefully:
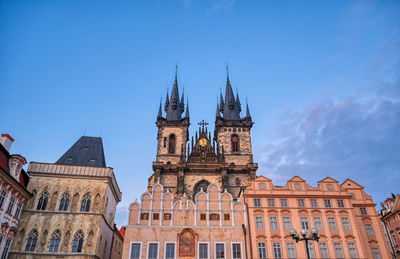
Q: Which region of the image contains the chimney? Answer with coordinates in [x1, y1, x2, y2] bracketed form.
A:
[0, 134, 14, 152]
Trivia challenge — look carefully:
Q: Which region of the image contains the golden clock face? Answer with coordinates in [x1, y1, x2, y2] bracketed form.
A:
[199, 138, 207, 147]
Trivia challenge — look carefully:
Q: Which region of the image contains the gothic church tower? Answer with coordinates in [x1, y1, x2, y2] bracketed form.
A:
[149, 67, 257, 199]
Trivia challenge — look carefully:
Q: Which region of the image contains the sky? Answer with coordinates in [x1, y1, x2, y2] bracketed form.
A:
[1, 0, 399, 227]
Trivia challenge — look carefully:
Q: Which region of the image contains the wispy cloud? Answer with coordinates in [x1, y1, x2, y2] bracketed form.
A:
[256, 30, 400, 202]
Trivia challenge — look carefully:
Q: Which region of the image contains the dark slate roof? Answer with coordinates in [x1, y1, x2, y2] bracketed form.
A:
[55, 136, 106, 167]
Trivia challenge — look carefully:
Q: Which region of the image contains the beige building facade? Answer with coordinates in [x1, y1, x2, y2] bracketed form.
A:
[122, 182, 247, 259]
[244, 175, 391, 259]
[9, 136, 122, 259]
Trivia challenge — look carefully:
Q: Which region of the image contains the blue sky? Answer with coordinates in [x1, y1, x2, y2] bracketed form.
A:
[1, 0, 399, 227]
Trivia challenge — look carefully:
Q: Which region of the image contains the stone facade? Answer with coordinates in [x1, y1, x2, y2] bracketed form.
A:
[244, 175, 391, 259]
[122, 182, 248, 259]
[380, 193, 400, 258]
[9, 161, 122, 258]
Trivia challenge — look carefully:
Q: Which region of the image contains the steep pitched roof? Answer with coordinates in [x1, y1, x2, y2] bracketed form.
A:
[56, 136, 106, 167]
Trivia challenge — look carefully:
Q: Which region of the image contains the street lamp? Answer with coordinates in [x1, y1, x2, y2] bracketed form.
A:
[290, 228, 320, 259]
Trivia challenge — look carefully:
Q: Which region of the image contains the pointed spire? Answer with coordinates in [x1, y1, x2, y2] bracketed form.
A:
[164, 88, 169, 112]
[246, 98, 251, 118]
[215, 102, 220, 118]
[166, 65, 183, 120]
[219, 89, 224, 113]
[180, 85, 185, 113]
[157, 97, 163, 118]
[236, 88, 242, 113]
[222, 66, 240, 120]
[185, 98, 190, 118]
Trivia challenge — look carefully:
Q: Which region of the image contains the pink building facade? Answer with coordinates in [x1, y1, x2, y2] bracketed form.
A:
[243, 176, 391, 259]
[0, 134, 31, 258]
[380, 194, 400, 258]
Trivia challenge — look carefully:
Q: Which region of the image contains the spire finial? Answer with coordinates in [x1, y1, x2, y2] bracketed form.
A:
[226, 65, 229, 80]
[246, 97, 251, 118]
[185, 97, 190, 119]
[157, 96, 162, 118]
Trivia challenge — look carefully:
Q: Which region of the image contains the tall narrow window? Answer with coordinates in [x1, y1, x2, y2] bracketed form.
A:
[280, 199, 288, 207]
[168, 134, 176, 154]
[328, 217, 337, 230]
[314, 217, 323, 230]
[232, 243, 241, 259]
[72, 231, 84, 252]
[283, 216, 292, 230]
[297, 199, 305, 208]
[273, 242, 282, 258]
[255, 216, 264, 230]
[268, 198, 275, 207]
[80, 193, 91, 212]
[301, 217, 309, 230]
[270, 216, 278, 230]
[231, 134, 239, 152]
[25, 229, 38, 251]
[15, 202, 23, 218]
[253, 199, 261, 207]
[341, 217, 351, 230]
[324, 200, 332, 208]
[216, 243, 225, 259]
[334, 242, 344, 259]
[49, 230, 61, 252]
[365, 224, 374, 236]
[148, 243, 158, 259]
[318, 243, 329, 259]
[287, 243, 296, 258]
[37, 192, 49, 210]
[59, 192, 70, 211]
[310, 199, 318, 208]
[371, 247, 381, 259]
[1, 239, 11, 259]
[308, 242, 316, 258]
[165, 243, 175, 259]
[347, 243, 359, 258]
[0, 190, 7, 208]
[258, 242, 267, 258]
[130, 243, 141, 259]
[6, 196, 15, 214]
[199, 243, 208, 259]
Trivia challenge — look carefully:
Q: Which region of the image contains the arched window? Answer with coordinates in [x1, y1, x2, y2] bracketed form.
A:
[72, 231, 84, 252]
[37, 191, 49, 210]
[59, 192, 70, 211]
[25, 229, 38, 251]
[80, 193, 91, 212]
[231, 134, 240, 152]
[49, 230, 61, 252]
[168, 134, 176, 154]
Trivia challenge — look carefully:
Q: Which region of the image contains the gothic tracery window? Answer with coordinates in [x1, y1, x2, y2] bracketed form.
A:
[59, 192, 70, 211]
[49, 230, 61, 252]
[168, 134, 176, 154]
[231, 134, 240, 152]
[72, 231, 84, 252]
[37, 191, 49, 210]
[80, 193, 91, 212]
[25, 229, 38, 252]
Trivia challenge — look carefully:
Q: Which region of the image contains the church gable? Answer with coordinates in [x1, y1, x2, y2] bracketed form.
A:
[187, 123, 219, 164]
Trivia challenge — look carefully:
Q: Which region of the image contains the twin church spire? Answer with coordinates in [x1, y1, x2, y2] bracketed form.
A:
[157, 66, 251, 122]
